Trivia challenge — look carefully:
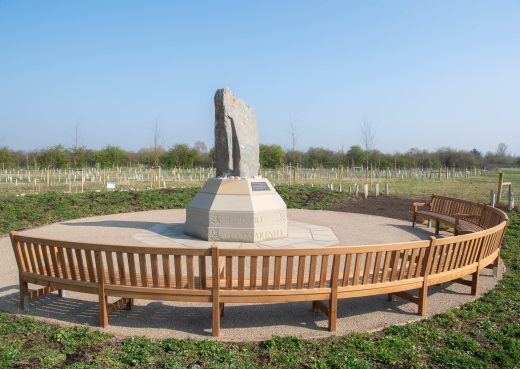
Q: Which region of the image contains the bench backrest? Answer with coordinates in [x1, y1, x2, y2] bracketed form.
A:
[216, 240, 431, 296]
[10, 235, 212, 294]
[430, 195, 484, 219]
[428, 220, 506, 277]
[479, 206, 508, 228]
[430, 195, 508, 228]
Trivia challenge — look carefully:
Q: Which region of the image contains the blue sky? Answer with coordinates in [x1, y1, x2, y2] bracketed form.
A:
[1, 1, 519, 155]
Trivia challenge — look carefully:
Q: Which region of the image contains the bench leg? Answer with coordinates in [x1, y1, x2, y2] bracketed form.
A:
[19, 280, 29, 313]
[212, 300, 221, 337]
[471, 271, 479, 296]
[220, 303, 225, 317]
[412, 214, 416, 228]
[98, 294, 108, 328]
[58, 289, 66, 298]
[312, 301, 319, 312]
[418, 284, 428, 317]
[125, 298, 134, 310]
[328, 295, 337, 332]
[493, 257, 499, 278]
[435, 220, 440, 235]
[387, 293, 394, 302]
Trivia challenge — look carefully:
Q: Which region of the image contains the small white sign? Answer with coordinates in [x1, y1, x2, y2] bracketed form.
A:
[107, 182, 116, 189]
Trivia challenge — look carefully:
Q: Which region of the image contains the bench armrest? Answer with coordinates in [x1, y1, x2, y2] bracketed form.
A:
[412, 202, 430, 211]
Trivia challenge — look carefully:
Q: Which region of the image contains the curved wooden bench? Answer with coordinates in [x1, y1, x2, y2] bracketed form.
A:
[10, 196, 508, 337]
[412, 194, 505, 236]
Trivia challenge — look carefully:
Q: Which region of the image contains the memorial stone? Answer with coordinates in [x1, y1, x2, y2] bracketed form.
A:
[185, 88, 288, 242]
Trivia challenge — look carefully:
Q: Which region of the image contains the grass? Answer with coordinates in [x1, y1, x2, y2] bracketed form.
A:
[371, 168, 520, 203]
[0, 184, 519, 368]
[0, 186, 349, 234]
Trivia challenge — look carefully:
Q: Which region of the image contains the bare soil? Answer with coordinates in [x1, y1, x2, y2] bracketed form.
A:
[329, 195, 428, 221]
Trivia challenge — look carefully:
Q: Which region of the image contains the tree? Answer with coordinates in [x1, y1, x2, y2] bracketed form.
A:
[194, 141, 208, 155]
[288, 117, 300, 152]
[0, 147, 11, 168]
[346, 145, 364, 167]
[38, 145, 70, 168]
[92, 146, 127, 168]
[306, 147, 338, 168]
[151, 119, 163, 166]
[160, 144, 201, 168]
[70, 146, 93, 168]
[360, 119, 375, 168]
[496, 143, 508, 157]
[259, 144, 285, 168]
[285, 150, 304, 165]
[137, 146, 166, 166]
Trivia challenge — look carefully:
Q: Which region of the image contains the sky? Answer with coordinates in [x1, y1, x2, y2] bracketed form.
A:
[0, 1, 519, 155]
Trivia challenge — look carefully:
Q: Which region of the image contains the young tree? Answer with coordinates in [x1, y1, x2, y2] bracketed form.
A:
[152, 118, 162, 167]
[360, 119, 375, 168]
[289, 116, 300, 152]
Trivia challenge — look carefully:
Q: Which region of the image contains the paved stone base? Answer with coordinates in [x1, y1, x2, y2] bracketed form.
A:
[185, 178, 288, 242]
[134, 220, 338, 248]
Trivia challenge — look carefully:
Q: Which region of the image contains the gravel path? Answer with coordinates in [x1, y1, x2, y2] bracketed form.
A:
[0, 208, 503, 341]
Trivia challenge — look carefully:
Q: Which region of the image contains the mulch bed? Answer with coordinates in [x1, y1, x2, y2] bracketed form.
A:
[329, 195, 429, 221]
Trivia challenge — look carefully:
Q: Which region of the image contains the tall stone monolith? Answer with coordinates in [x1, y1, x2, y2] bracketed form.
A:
[184, 88, 288, 242]
[214, 87, 260, 178]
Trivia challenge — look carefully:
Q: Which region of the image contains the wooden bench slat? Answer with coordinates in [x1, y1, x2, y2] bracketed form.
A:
[274, 256, 282, 290]
[238, 256, 245, 290]
[139, 254, 148, 287]
[250, 256, 257, 290]
[342, 254, 352, 286]
[106, 252, 116, 284]
[320, 255, 329, 288]
[285, 256, 294, 290]
[262, 256, 270, 290]
[117, 252, 127, 286]
[128, 253, 138, 286]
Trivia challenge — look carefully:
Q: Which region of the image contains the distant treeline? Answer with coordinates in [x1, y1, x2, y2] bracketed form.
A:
[0, 142, 518, 170]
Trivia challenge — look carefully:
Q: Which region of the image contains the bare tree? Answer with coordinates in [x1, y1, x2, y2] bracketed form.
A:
[360, 119, 375, 169]
[152, 118, 162, 166]
[194, 140, 208, 154]
[361, 118, 375, 168]
[70, 123, 83, 167]
[289, 116, 300, 152]
[496, 142, 508, 157]
[72, 123, 82, 151]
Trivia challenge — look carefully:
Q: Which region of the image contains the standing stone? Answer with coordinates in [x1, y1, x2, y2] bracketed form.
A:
[214, 87, 260, 178]
[184, 87, 287, 242]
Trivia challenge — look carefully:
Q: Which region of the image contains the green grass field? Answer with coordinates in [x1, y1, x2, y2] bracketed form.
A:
[0, 179, 518, 368]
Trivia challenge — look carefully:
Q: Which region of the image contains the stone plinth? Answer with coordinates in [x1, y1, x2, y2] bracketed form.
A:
[184, 178, 288, 242]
